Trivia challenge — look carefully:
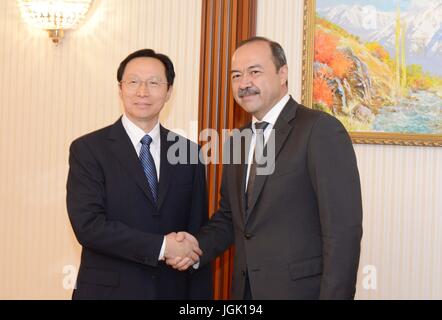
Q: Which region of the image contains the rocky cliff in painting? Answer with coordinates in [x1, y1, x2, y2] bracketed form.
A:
[313, 15, 442, 133]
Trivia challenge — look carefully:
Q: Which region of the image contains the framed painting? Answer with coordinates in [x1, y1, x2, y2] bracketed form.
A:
[302, 0, 442, 146]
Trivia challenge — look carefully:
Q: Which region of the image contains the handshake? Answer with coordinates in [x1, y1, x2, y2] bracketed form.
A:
[164, 231, 202, 271]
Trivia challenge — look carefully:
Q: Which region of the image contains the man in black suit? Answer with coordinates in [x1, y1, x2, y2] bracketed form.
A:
[66, 49, 212, 299]
[169, 37, 363, 299]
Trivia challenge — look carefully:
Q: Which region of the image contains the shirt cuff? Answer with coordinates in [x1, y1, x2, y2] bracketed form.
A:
[158, 236, 166, 261]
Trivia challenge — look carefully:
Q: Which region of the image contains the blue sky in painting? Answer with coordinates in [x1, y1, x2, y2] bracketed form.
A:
[317, 0, 412, 12]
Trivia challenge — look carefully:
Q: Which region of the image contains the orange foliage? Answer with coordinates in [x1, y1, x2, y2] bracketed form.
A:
[365, 42, 390, 61]
[316, 66, 332, 78]
[314, 29, 338, 65]
[313, 78, 334, 108]
[410, 78, 431, 90]
[330, 51, 353, 78]
[315, 28, 353, 79]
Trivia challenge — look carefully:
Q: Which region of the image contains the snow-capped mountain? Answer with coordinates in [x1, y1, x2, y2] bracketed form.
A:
[317, 1, 442, 74]
[317, 4, 393, 39]
[369, 2, 442, 53]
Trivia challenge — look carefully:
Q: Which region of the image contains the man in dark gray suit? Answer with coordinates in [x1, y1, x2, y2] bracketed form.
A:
[169, 37, 363, 300]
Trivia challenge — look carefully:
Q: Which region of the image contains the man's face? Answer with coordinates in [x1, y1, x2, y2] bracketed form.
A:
[231, 41, 288, 119]
[119, 57, 172, 125]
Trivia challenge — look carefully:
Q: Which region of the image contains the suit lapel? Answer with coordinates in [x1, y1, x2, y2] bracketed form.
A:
[107, 118, 156, 206]
[245, 98, 299, 219]
[157, 126, 173, 211]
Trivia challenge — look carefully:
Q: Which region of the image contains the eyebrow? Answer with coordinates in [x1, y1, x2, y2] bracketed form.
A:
[124, 74, 164, 80]
[231, 64, 263, 73]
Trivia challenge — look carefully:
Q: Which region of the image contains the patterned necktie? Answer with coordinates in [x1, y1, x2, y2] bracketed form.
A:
[140, 134, 158, 204]
[246, 121, 269, 212]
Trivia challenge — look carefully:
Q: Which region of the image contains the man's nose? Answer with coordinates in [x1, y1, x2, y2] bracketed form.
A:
[238, 73, 252, 89]
[136, 81, 150, 96]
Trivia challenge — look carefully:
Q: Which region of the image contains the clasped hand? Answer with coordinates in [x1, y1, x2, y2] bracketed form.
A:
[164, 232, 202, 271]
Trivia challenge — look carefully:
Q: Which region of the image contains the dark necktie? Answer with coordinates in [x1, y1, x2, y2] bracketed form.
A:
[246, 121, 269, 211]
[140, 134, 158, 204]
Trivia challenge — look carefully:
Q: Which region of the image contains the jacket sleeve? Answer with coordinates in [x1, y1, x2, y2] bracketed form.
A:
[196, 161, 235, 268]
[307, 113, 363, 299]
[66, 138, 164, 267]
[187, 155, 213, 299]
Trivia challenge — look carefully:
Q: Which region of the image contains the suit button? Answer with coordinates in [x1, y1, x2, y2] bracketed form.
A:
[244, 233, 253, 239]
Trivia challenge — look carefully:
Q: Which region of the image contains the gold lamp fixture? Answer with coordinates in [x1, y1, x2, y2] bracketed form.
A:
[18, 0, 93, 44]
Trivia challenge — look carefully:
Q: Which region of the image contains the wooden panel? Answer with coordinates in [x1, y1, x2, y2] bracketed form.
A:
[198, 0, 256, 300]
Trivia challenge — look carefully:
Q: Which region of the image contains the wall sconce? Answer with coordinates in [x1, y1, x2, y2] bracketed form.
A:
[18, 0, 93, 44]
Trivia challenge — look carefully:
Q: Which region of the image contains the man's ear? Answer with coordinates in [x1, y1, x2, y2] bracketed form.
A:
[278, 64, 288, 86]
[118, 84, 123, 99]
[165, 85, 173, 102]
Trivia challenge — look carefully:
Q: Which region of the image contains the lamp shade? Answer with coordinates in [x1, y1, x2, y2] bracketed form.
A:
[18, 0, 93, 43]
[18, 0, 92, 44]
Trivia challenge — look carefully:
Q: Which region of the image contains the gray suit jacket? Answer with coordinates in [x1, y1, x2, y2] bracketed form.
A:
[197, 98, 363, 299]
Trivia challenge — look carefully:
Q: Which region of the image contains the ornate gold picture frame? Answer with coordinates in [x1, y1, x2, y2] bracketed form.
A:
[302, 0, 442, 146]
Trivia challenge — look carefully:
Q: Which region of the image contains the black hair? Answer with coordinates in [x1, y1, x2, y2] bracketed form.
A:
[117, 49, 175, 88]
[237, 36, 287, 71]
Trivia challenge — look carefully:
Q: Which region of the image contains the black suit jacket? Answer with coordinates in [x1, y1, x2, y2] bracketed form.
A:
[66, 118, 212, 299]
[197, 98, 363, 299]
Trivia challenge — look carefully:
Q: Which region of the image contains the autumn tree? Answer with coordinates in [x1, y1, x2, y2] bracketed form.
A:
[315, 28, 353, 78]
[313, 77, 334, 110]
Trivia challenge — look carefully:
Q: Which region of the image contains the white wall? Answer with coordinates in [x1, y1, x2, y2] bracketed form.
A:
[257, 0, 442, 299]
[0, 0, 202, 299]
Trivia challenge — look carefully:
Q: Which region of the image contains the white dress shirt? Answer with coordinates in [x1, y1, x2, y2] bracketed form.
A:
[245, 94, 290, 190]
[121, 115, 166, 260]
[121, 115, 161, 180]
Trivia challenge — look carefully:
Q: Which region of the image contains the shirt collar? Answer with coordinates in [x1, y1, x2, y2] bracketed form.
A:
[252, 94, 290, 132]
[121, 114, 161, 148]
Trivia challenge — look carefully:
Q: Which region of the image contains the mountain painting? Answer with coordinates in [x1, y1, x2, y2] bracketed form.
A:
[312, 0, 442, 136]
